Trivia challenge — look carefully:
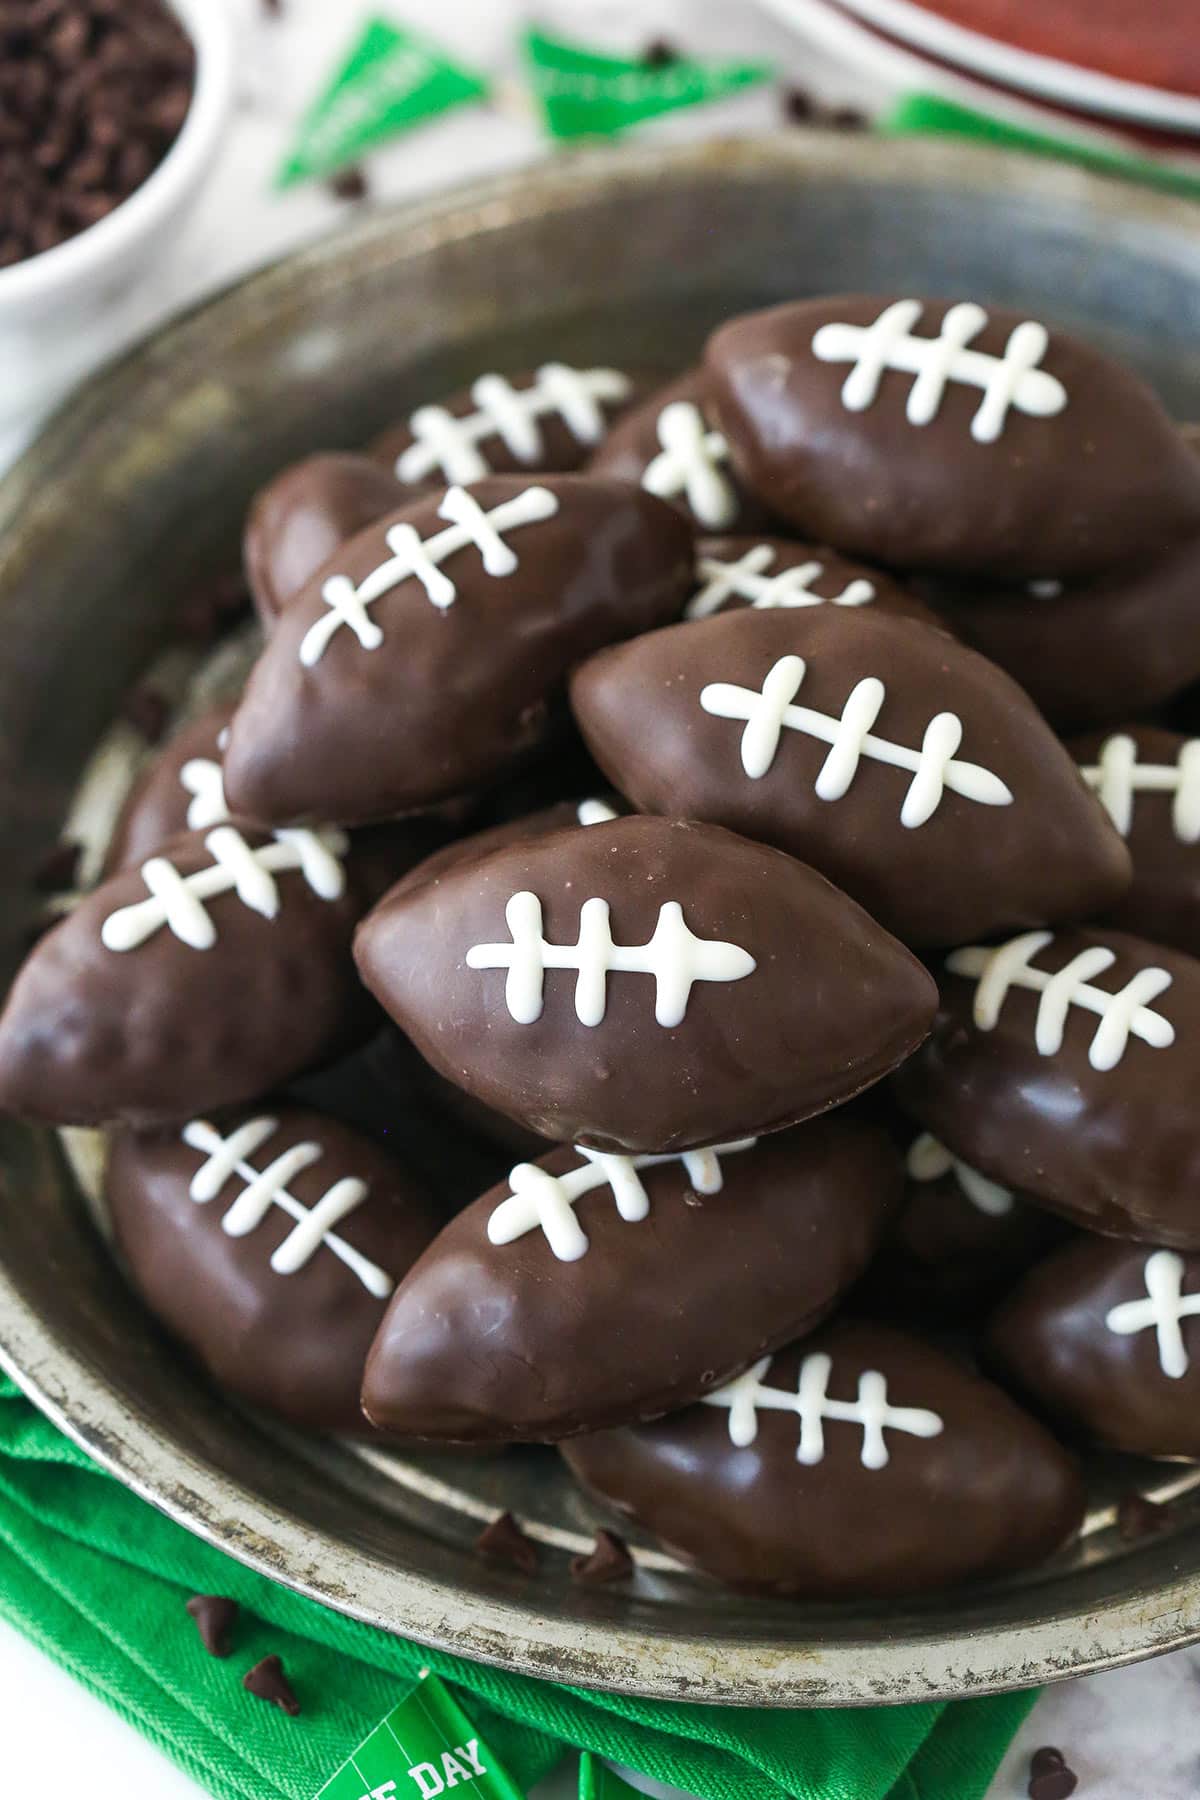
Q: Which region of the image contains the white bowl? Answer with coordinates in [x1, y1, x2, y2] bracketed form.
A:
[0, 0, 236, 424]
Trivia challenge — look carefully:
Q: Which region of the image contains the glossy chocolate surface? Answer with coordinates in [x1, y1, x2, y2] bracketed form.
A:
[105, 703, 237, 873]
[689, 533, 939, 627]
[355, 814, 937, 1153]
[223, 476, 694, 825]
[108, 1106, 443, 1433]
[894, 926, 1200, 1245]
[706, 295, 1200, 576]
[987, 1235, 1200, 1458]
[562, 1318, 1084, 1596]
[243, 453, 404, 627]
[361, 1114, 899, 1442]
[570, 606, 1131, 947]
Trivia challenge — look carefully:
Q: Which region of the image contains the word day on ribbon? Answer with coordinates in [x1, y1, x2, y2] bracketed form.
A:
[315, 1671, 526, 1800]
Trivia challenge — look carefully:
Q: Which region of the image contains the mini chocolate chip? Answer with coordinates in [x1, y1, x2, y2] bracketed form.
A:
[475, 1510, 539, 1574]
[781, 85, 814, 123]
[570, 1528, 634, 1586]
[1116, 1492, 1169, 1542]
[33, 840, 82, 894]
[121, 685, 169, 743]
[243, 1653, 301, 1716]
[1028, 1747, 1078, 1799]
[185, 1594, 239, 1658]
[829, 105, 869, 131]
[328, 164, 369, 201]
[642, 38, 678, 66]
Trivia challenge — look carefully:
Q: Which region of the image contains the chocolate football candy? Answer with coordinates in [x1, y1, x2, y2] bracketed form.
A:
[894, 926, 1200, 1245]
[588, 370, 768, 535]
[354, 814, 936, 1153]
[864, 1132, 1069, 1318]
[243, 453, 403, 628]
[0, 822, 384, 1127]
[222, 476, 693, 826]
[105, 702, 236, 873]
[926, 534, 1200, 731]
[570, 607, 1130, 947]
[1070, 726, 1200, 957]
[687, 534, 939, 627]
[108, 1107, 443, 1432]
[393, 793, 623, 898]
[361, 1114, 899, 1443]
[705, 295, 1200, 577]
[561, 1318, 1084, 1596]
[987, 1236, 1200, 1458]
[371, 363, 644, 490]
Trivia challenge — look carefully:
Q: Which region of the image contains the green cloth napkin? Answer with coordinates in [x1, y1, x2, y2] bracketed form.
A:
[0, 1377, 1034, 1800]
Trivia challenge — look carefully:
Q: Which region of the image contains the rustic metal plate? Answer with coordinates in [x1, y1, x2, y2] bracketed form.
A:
[3, 134, 1200, 1706]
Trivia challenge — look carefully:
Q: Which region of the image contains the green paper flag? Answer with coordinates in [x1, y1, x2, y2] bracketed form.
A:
[316, 1671, 529, 1800]
[522, 28, 772, 141]
[578, 1754, 645, 1800]
[278, 18, 488, 189]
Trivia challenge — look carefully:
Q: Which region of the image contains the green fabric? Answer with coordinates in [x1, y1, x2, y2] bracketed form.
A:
[0, 1379, 1035, 1800]
[882, 93, 1200, 203]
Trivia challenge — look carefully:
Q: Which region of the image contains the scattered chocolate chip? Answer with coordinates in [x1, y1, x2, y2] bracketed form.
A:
[1116, 1491, 1170, 1542]
[242, 1653, 301, 1716]
[0, 0, 195, 268]
[570, 1528, 634, 1586]
[33, 840, 82, 894]
[829, 105, 869, 132]
[475, 1510, 539, 1575]
[185, 1594, 239, 1658]
[328, 164, 369, 202]
[121, 685, 169, 744]
[781, 84, 815, 123]
[1028, 1747, 1078, 1800]
[261, 0, 283, 14]
[642, 38, 678, 66]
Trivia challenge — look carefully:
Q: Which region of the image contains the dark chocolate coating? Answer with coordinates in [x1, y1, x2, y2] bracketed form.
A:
[222, 476, 694, 826]
[690, 533, 940, 628]
[361, 1114, 899, 1442]
[105, 702, 236, 873]
[243, 453, 404, 628]
[354, 814, 937, 1153]
[108, 1107, 442, 1433]
[371, 365, 651, 489]
[864, 1133, 1070, 1319]
[1069, 725, 1200, 957]
[986, 1236, 1200, 1458]
[894, 926, 1200, 1246]
[0, 824, 382, 1127]
[924, 535, 1200, 731]
[705, 295, 1200, 577]
[391, 795, 625, 899]
[562, 1318, 1084, 1597]
[588, 370, 769, 535]
[569, 607, 1131, 947]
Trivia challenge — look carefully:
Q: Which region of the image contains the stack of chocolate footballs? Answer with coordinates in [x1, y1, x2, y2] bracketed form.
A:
[6, 300, 1200, 1603]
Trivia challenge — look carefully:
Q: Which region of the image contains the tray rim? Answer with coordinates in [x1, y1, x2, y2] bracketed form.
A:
[4, 130, 1200, 1706]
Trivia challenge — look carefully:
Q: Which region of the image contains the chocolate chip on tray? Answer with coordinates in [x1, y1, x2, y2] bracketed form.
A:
[1116, 1493, 1170, 1542]
[0, 0, 195, 268]
[570, 1529, 634, 1587]
[475, 1511, 539, 1575]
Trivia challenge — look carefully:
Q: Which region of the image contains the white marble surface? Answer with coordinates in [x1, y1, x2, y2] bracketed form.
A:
[2, 0, 1199, 1793]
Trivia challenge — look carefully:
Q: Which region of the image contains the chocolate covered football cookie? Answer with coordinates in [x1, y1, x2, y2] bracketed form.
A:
[1071, 726, 1200, 957]
[372, 363, 645, 489]
[355, 815, 937, 1153]
[570, 607, 1130, 947]
[105, 702, 236, 873]
[864, 1132, 1069, 1318]
[108, 1107, 443, 1432]
[894, 926, 1200, 1245]
[244, 453, 404, 628]
[361, 1114, 899, 1443]
[987, 1237, 1200, 1458]
[392, 794, 622, 898]
[686, 534, 938, 627]
[706, 295, 1200, 576]
[925, 535, 1200, 731]
[222, 476, 693, 825]
[588, 370, 767, 534]
[562, 1318, 1084, 1596]
[0, 821, 390, 1127]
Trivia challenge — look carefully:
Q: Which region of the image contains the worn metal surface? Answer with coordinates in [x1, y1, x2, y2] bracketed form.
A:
[2, 135, 1200, 1705]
